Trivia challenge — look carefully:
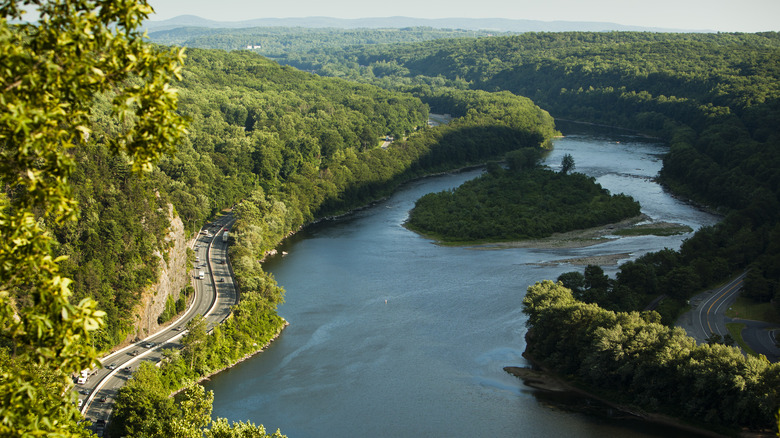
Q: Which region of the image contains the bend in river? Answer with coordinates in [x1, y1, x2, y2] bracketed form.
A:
[204, 126, 720, 437]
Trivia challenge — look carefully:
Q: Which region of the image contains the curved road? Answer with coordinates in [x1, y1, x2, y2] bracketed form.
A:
[76, 212, 238, 432]
[677, 271, 780, 362]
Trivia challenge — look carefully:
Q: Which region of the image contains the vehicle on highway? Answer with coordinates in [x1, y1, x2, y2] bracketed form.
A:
[106, 363, 117, 370]
[218, 278, 225, 282]
[143, 342, 154, 348]
[128, 350, 138, 356]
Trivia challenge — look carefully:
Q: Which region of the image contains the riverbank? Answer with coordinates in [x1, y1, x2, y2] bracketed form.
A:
[468, 214, 690, 252]
[172, 319, 289, 397]
[507, 353, 775, 438]
[505, 359, 725, 438]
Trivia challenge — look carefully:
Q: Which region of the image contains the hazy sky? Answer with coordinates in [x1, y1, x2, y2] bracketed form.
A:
[148, 0, 779, 32]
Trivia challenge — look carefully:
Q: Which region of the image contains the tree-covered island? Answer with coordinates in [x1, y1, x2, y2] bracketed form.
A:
[406, 151, 641, 243]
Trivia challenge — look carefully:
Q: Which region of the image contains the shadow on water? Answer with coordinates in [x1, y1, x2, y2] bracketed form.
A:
[531, 389, 728, 438]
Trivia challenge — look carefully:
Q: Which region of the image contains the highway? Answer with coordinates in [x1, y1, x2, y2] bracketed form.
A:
[76, 212, 238, 432]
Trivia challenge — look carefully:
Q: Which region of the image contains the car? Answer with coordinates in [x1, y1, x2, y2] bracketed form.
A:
[98, 396, 107, 403]
[218, 278, 225, 282]
[128, 350, 138, 356]
[106, 363, 117, 370]
[172, 326, 181, 331]
[143, 342, 154, 348]
[79, 389, 90, 395]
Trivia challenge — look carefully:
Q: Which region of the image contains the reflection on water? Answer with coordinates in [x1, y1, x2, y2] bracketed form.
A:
[205, 128, 720, 437]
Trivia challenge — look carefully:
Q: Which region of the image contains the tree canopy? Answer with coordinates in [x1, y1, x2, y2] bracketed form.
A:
[0, 0, 186, 435]
[406, 155, 640, 242]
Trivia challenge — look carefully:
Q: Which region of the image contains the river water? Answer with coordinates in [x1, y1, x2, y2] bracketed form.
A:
[206, 125, 721, 437]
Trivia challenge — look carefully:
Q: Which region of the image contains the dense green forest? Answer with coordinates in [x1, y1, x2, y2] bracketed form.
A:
[47, 40, 560, 351]
[271, 30, 780, 321]
[406, 151, 640, 242]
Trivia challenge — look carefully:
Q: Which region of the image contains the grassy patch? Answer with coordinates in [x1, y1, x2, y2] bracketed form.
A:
[725, 322, 759, 356]
[726, 296, 780, 324]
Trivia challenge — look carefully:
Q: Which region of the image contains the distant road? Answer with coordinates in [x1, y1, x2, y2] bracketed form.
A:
[428, 113, 452, 127]
[78, 212, 238, 430]
[677, 272, 780, 362]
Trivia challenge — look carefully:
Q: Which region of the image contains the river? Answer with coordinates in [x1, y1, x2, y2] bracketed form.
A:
[205, 125, 721, 437]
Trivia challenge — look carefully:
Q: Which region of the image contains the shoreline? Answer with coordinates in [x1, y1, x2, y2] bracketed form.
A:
[507, 352, 774, 438]
[171, 319, 289, 396]
[471, 214, 685, 249]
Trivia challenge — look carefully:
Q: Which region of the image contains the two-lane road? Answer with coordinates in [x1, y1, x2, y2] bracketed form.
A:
[78, 212, 238, 430]
[695, 273, 745, 340]
[678, 271, 780, 362]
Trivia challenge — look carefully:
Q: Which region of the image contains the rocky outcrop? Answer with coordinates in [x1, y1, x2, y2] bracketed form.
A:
[123, 204, 191, 343]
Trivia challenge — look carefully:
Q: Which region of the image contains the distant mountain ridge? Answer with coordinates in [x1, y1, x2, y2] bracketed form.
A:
[144, 15, 706, 33]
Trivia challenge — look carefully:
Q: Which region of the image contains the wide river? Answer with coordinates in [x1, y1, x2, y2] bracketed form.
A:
[206, 125, 721, 437]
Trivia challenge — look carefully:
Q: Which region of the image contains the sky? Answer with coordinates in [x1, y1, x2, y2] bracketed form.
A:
[148, 0, 780, 33]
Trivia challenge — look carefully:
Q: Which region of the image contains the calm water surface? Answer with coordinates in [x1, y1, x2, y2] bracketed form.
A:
[205, 127, 720, 437]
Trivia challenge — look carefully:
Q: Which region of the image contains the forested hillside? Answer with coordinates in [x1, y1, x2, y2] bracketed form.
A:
[148, 26, 500, 55]
[49, 43, 557, 352]
[277, 31, 780, 321]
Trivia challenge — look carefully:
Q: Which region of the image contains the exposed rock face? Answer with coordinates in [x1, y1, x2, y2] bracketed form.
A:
[123, 204, 191, 343]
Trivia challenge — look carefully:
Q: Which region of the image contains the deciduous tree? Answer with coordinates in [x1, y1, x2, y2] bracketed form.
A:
[0, 0, 185, 435]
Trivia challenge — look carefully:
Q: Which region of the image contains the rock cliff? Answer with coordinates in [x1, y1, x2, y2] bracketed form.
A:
[123, 204, 191, 343]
